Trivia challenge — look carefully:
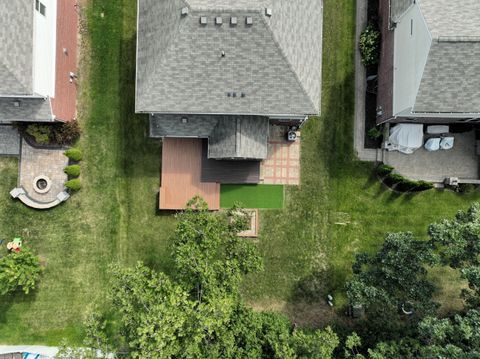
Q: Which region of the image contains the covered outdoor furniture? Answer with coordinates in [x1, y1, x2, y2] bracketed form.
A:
[387, 124, 424, 154]
[427, 125, 449, 135]
[424, 138, 441, 152]
[440, 137, 455, 150]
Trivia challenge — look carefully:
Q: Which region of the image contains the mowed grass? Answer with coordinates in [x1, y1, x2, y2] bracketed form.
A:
[220, 184, 284, 209]
[0, 0, 176, 344]
[242, 0, 480, 324]
[0, 0, 477, 344]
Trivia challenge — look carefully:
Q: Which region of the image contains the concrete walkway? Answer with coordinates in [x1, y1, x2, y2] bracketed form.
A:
[353, 0, 381, 162]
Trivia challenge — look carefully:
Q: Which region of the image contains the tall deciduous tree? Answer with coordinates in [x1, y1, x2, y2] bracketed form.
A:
[346, 232, 438, 317]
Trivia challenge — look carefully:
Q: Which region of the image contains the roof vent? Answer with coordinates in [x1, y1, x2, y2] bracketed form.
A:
[13, 100, 21, 107]
[265, 8, 272, 16]
[232, 92, 237, 98]
[230, 16, 238, 25]
[227, 92, 232, 97]
[181, 7, 188, 16]
[245, 16, 253, 25]
[181, 117, 188, 124]
[215, 16, 223, 25]
[200, 16, 207, 25]
[221, 50, 225, 57]
[241, 92, 246, 98]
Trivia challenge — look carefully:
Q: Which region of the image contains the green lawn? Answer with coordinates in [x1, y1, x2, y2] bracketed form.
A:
[0, 0, 478, 344]
[220, 184, 284, 209]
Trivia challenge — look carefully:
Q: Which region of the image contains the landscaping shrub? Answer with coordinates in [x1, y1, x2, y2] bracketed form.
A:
[359, 24, 381, 66]
[53, 121, 81, 145]
[64, 164, 80, 177]
[26, 124, 52, 145]
[376, 164, 394, 177]
[64, 148, 83, 161]
[0, 247, 42, 295]
[65, 179, 81, 191]
[384, 171, 433, 192]
[457, 183, 477, 194]
[368, 127, 383, 140]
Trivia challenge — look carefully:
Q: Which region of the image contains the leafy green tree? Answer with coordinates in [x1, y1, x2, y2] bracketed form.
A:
[429, 203, 480, 268]
[0, 247, 42, 295]
[172, 196, 262, 302]
[347, 232, 438, 317]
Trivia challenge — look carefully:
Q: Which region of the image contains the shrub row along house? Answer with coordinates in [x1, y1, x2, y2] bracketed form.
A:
[135, 0, 323, 210]
[0, 0, 78, 123]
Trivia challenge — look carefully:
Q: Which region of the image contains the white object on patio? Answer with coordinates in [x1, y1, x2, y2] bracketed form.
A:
[440, 136, 455, 150]
[387, 124, 424, 154]
[427, 125, 449, 134]
[424, 138, 441, 152]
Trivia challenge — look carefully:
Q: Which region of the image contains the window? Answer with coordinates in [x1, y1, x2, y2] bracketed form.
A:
[35, 0, 46, 16]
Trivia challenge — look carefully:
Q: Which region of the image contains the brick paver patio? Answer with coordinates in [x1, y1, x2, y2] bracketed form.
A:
[19, 140, 69, 203]
[260, 126, 301, 185]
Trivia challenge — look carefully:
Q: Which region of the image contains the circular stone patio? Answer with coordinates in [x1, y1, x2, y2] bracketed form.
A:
[11, 139, 70, 209]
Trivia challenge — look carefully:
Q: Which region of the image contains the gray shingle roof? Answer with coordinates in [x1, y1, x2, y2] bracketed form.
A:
[0, 98, 54, 122]
[136, 0, 322, 116]
[208, 116, 269, 159]
[0, 0, 34, 95]
[150, 114, 219, 138]
[413, 42, 480, 113]
[390, 0, 414, 23]
[406, 0, 480, 114]
[419, 0, 480, 39]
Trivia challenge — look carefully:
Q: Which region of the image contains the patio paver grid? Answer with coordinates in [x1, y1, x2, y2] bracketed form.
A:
[260, 125, 301, 185]
[19, 140, 69, 203]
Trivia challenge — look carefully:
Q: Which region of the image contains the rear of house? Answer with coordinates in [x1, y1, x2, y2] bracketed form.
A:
[0, 0, 78, 123]
[377, 0, 480, 184]
[136, 0, 323, 210]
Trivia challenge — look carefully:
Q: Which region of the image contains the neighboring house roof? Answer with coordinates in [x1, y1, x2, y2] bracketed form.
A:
[391, 0, 480, 117]
[136, 0, 323, 116]
[0, 98, 54, 122]
[208, 116, 269, 159]
[0, 0, 34, 96]
[390, 0, 414, 23]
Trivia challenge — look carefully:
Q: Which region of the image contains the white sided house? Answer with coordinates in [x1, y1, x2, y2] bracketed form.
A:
[377, 0, 480, 124]
[0, 0, 77, 123]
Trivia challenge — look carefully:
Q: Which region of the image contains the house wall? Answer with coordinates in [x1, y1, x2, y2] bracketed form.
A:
[33, 0, 57, 98]
[392, 4, 431, 115]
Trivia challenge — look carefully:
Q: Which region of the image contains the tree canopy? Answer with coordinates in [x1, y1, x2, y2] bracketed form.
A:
[0, 247, 42, 295]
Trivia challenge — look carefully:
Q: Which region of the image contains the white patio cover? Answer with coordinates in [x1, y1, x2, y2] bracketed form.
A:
[388, 124, 424, 154]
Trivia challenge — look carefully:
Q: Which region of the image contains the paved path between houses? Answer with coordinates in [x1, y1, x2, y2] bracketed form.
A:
[353, 0, 381, 162]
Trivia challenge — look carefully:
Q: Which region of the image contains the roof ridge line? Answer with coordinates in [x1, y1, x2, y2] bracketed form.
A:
[258, 15, 318, 113]
[0, 60, 30, 96]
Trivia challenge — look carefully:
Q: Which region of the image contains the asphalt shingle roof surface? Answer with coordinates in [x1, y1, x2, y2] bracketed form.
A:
[0, 98, 54, 122]
[407, 0, 480, 114]
[0, 0, 34, 95]
[136, 0, 322, 116]
[390, 0, 414, 23]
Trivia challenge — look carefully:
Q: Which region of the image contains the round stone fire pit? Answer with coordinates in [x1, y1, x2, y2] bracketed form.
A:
[33, 175, 52, 194]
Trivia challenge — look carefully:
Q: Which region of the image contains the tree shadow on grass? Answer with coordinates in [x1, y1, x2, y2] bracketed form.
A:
[0, 288, 39, 325]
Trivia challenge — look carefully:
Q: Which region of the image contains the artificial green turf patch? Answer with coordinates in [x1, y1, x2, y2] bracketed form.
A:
[220, 184, 284, 209]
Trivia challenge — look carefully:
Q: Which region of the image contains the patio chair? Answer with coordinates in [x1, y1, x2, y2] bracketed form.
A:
[440, 137, 454, 150]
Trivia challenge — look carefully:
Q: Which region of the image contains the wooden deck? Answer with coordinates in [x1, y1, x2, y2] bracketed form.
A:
[160, 138, 220, 210]
[50, 0, 78, 122]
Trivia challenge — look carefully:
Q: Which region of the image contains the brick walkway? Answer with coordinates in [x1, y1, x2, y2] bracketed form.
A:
[260, 126, 301, 185]
[19, 140, 69, 203]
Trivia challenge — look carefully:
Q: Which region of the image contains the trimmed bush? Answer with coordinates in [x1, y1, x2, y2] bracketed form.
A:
[26, 124, 52, 145]
[359, 24, 381, 66]
[368, 127, 383, 140]
[384, 171, 433, 192]
[64, 148, 82, 161]
[64, 165, 80, 177]
[65, 179, 81, 191]
[53, 121, 81, 145]
[377, 164, 394, 177]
